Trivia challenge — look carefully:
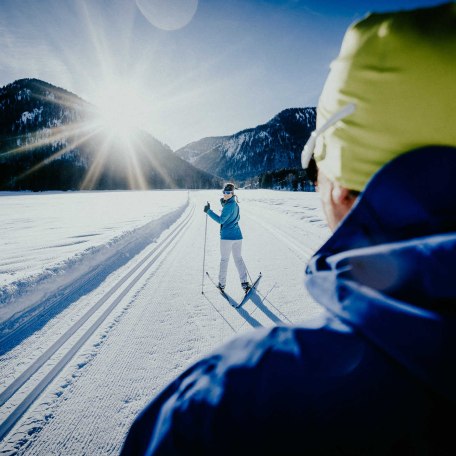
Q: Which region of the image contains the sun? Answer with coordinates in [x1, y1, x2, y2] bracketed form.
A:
[92, 79, 149, 143]
[76, 77, 156, 190]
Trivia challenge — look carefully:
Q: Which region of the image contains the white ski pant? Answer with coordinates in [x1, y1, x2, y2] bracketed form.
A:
[219, 239, 248, 287]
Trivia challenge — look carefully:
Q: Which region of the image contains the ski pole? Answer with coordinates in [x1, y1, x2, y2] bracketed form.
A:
[245, 266, 253, 284]
[201, 204, 209, 294]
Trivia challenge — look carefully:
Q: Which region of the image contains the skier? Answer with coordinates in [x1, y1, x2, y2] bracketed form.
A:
[203, 182, 251, 292]
[120, 3, 456, 455]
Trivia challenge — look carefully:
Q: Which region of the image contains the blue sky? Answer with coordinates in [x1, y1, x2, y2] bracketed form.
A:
[0, 0, 447, 149]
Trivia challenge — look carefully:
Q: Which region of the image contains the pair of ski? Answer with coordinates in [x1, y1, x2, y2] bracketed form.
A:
[206, 271, 262, 308]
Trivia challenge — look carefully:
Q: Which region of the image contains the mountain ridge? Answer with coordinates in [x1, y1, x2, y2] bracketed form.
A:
[0, 78, 222, 191]
[1, 78, 317, 191]
[175, 107, 316, 183]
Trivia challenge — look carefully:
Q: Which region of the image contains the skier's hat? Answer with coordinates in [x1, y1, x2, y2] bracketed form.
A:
[223, 183, 235, 193]
[303, 2, 456, 192]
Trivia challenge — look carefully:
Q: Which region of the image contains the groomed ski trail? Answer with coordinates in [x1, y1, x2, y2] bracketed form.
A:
[0, 191, 327, 455]
[0, 204, 195, 444]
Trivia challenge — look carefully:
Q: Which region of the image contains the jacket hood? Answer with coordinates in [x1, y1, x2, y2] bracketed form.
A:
[306, 146, 456, 402]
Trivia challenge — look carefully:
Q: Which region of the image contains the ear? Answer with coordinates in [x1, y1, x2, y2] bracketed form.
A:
[331, 184, 357, 212]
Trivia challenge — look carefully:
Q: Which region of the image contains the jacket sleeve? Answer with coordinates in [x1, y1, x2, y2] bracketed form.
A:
[206, 204, 233, 225]
[206, 209, 221, 224]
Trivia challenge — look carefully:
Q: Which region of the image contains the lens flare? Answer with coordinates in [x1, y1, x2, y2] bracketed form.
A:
[136, 0, 198, 31]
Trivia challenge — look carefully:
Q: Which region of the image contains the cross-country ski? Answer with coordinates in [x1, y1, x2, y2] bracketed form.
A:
[236, 272, 262, 308]
[205, 271, 237, 307]
[205, 271, 262, 309]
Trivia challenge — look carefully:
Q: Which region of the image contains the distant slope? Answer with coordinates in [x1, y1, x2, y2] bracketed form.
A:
[175, 107, 316, 181]
[0, 79, 222, 190]
[175, 136, 230, 164]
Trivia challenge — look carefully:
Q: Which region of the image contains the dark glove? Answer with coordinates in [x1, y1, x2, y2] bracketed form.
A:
[204, 202, 210, 213]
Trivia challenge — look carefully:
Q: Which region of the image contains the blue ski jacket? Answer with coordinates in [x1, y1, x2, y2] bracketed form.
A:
[206, 196, 242, 240]
[121, 146, 455, 456]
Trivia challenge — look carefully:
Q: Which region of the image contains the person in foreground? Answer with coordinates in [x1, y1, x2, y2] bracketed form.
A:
[121, 3, 455, 455]
[203, 183, 251, 292]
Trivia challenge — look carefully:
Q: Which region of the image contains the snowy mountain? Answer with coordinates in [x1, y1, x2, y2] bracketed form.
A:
[174, 136, 230, 164]
[0, 79, 222, 190]
[175, 107, 316, 182]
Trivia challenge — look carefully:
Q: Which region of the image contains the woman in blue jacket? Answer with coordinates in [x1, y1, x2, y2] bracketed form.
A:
[203, 183, 250, 292]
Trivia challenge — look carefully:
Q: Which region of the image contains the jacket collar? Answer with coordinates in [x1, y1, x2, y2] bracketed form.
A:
[306, 146, 456, 402]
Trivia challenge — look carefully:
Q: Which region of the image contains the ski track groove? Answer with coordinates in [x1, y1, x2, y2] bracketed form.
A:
[0, 204, 195, 444]
[240, 208, 323, 324]
[22, 202, 220, 455]
[0, 203, 188, 351]
[0, 265, 105, 351]
[244, 211, 315, 261]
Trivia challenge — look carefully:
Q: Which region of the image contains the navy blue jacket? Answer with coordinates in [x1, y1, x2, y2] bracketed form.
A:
[121, 147, 455, 455]
[206, 196, 242, 240]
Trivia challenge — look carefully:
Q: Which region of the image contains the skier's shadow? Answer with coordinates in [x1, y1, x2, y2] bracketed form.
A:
[242, 289, 284, 325]
[219, 290, 238, 308]
[203, 291, 262, 329]
[230, 289, 284, 328]
[222, 291, 264, 328]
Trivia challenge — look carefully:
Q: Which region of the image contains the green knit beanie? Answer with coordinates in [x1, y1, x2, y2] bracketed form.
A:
[314, 2, 456, 192]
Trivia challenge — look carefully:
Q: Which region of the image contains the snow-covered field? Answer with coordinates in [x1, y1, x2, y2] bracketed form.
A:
[0, 189, 330, 455]
[0, 191, 188, 325]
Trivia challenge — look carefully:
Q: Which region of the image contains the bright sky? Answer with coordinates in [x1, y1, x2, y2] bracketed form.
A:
[0, 0, 445, 150]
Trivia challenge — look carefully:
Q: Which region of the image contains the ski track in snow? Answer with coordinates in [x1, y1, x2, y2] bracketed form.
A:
[0, 191, 188, 323]
[0, 206, 194, 444]
[0, 190, 330, 455]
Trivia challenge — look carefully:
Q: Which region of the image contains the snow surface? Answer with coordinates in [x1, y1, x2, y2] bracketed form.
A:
[0, 191, 188, 324]
[0, 189, 330, 455]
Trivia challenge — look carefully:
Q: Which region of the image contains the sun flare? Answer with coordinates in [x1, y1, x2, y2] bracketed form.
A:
[92, 79, 149, 143]
[79, 77, 155, 190]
